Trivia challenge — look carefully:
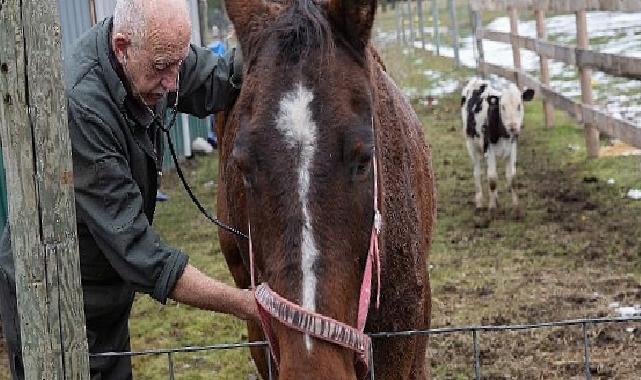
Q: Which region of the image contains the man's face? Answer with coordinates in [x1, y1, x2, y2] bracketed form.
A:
[125, 44, 189, 105]
[115, 18, 191, 106]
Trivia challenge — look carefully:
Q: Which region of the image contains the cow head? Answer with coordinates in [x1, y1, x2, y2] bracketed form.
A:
[487, 83, 535, 138]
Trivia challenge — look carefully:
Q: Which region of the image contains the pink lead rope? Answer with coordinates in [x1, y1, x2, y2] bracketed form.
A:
[247, 148, 382, 379]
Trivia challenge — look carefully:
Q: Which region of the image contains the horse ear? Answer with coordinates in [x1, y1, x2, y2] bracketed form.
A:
[225, 0, 282, 53]
[327, 0, 377, 52]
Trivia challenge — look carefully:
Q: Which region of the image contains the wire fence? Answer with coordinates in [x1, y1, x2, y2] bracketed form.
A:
[90, 316, 641, 380]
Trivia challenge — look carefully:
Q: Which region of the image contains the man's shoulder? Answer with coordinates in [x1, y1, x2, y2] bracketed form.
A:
[67, 69, 119, 126]
[64, 19, 119, 117]
[65, 20, 108, 90]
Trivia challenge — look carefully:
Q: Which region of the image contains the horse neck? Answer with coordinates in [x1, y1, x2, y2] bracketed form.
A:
[366, 44, 436, 262]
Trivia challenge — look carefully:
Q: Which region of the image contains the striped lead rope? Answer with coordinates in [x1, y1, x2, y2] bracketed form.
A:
[255, 284, 372, 357]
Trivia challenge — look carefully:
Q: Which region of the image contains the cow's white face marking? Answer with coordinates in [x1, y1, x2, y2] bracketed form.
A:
[275, 83, 318, 352]
[500, 83, 526, 135]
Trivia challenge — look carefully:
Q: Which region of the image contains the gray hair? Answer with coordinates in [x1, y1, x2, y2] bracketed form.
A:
[113, 0, 146, 47]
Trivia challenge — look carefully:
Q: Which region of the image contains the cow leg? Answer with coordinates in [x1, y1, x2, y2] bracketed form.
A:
[465, 139, 484, 210]
[506, 143, 523, 219]
[487, 147, 499, 214]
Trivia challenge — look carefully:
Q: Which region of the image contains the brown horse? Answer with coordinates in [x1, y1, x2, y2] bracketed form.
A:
[215, 0, 436, 379]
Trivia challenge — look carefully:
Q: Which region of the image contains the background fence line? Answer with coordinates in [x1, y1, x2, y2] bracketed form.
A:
[393, 0, 641, 158]
[395, 0, 459, 66]
[471, 0, 641, 157]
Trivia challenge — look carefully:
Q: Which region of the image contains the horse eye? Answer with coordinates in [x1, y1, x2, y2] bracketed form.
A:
[353, 155, 372, 179]
[231, 144, 252, 180]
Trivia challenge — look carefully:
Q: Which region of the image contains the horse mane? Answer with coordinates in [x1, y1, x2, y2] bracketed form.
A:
[247, 0, 334, 66]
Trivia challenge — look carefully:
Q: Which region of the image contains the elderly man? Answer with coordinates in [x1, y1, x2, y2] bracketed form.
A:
[0, 0, 256, 379]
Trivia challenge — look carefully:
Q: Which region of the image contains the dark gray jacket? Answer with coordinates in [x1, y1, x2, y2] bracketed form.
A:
[0, 17, 238, 306]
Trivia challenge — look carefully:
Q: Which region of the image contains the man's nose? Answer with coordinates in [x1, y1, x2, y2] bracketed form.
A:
[161, 66, 180, 92]
[161, 73, 178, 92]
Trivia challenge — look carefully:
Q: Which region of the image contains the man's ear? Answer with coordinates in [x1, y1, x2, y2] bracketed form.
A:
[112, 32, 131, 61]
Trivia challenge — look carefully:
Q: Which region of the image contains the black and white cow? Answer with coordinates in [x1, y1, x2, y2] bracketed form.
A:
[461, 79, 535, 217]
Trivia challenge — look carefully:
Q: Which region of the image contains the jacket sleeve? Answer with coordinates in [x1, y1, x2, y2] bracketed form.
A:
[68, 98, 188, 304]
[176, 44, 239, 117]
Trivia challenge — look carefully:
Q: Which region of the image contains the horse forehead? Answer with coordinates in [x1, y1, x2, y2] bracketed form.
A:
[275, 83, 318, 148]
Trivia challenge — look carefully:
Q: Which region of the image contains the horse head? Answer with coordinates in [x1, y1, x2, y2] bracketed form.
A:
[223, 0, 380, 378]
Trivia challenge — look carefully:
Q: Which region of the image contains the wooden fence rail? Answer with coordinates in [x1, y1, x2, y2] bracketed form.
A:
[479, 29, 641, 80]
[481, 62, 641, 148]
[470, 0, 641, 157]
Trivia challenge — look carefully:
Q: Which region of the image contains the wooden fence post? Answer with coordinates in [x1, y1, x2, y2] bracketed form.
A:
[399, 3, 407, 45]
[508, 6, 522, 71]
[417, 0, 426, 49]
[448, 0, 460, 67]
[395, 3, 402, 43]
[407, 0, 415, 45]
[576, 9, 600, 158]
[472, 9, 486, 77]
[432, 0, 440, 55]
[0, 1, 90, 379]
[535, 8, 555, 128]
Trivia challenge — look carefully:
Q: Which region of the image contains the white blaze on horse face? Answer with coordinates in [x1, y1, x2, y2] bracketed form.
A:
[275, 83, 318, 352]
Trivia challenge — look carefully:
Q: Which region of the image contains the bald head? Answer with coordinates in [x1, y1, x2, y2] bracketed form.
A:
[111, 0, 192, 105]
[113, 0, 191, 47]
